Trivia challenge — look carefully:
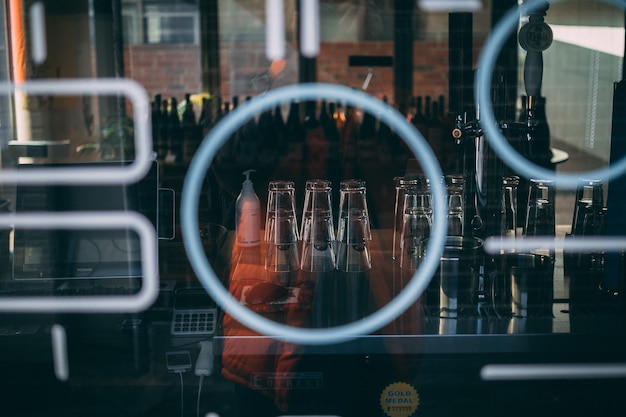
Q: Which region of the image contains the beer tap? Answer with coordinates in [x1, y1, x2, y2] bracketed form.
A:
[451, 2, 554, 239]
[518, 1, 553, 170]
[450, 72, 506, 242]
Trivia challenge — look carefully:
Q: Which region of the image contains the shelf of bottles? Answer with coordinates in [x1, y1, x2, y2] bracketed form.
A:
[150, 82, 626, 342]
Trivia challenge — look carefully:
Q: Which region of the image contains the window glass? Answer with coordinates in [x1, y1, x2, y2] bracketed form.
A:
[122, 0, 199, 45]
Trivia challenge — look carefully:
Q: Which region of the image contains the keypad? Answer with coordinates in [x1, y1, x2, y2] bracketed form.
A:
[170, 309, 216, 336]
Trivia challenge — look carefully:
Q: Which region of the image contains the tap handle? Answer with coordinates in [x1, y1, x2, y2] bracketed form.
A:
[519, 1, 553, 98]
[524, 51, 543, 98]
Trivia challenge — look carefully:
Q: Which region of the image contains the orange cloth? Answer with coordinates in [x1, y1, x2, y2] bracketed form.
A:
[220, 244, 313, 412]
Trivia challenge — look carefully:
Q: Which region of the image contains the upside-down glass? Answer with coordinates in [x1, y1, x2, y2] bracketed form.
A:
[300, 179, 336, 327]
[445, 174, 464, 237]
[393, 176, 419, 261]
[336, 179, 372, 324]
[265, 180, 300, 285]
[501, 175, 520, 240]
[300, 179, 336, 273]
[400, 188, 432, 271]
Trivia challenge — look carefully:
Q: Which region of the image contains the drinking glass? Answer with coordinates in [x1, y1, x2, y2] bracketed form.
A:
[525, 179, 556, 262]
[445, 174, 464, 237]
[336, 179, 372, 324]
[300, 179, 336, 327]
[265, 180, 299, 284]
[336, 179, 372, 271]
[571, 179, 604, 236]
[525, 179, 555, 237]
[501, 175, 519, 240]
[300, 179, 336, 272]
[393, 176, 419, 260]
[394, 176, 431, 261]
[400, 190, 432, 270]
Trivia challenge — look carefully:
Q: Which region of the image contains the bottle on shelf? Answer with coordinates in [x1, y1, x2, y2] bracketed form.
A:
[198, 97, 214, 138]
[406, 96, 416, 122]
[159, 97, 170, 160]
[302, 100, 321, 163]
[216, 99, 232, 163]
[427, 99, 444, 161]
[341, 102, 360, 164]
[377, 96, 394, 157]
[215, 96, 224, 124]
[271, 104, 287, 156]
[182, 93, 199, 163]
[237, 96, 260, 167]
[257, 106, 277, 165]
[410, 95, 428, 139]
[151, 93, 164, 159]
[324, 102, 341, 148]
[168, 96, 182, 162]
[285, 100, 305, 160]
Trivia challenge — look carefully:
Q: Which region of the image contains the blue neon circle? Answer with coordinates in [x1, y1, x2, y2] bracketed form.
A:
[181, 83, 447, 345]
[476, 0, 626, 189]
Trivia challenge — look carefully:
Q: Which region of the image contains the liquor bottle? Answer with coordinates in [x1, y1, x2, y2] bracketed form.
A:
[273, 104, 287, 155]
[438, 95, 446, 119]
[168, 97, 182, 162]
[302, 100, 326, 177]
[358, 109, 377, 143]
[257, 106, 277, 164]
[159, 98, 170, 159]
[423, 95, 432, 142]
[182, 93, 199, 163]
[198, 97, 213, 138]
[182, 93, 196, 124]
[358, 108, 377, 162]
[406, 96, 416, 122]
[319, 100, 331, 130]
[285, 100, 305, 160]
[151, 93, 164, 159]
[341, 103, 359, 159]
[303, 100, 319, 130]
[324, 102, 341, 145]
[332, 102, 346, 132]
[411, 96, 428, 138]
[237, 96, 259, 166]
[229, 96, 242, 162]
[215, 97, 230, 164]
[215, 96, 224, 124]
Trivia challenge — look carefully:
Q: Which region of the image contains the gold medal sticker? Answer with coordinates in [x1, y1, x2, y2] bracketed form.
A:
[380, 382, 419, 417]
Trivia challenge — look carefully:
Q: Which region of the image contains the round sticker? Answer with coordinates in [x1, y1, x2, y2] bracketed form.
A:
[380, 382, 420, 417]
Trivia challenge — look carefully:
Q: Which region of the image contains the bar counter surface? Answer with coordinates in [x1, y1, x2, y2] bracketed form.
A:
[1, 227, 625, 416]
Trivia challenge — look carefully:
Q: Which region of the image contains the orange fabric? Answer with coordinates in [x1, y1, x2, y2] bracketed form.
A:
[220, 244, 313, 412]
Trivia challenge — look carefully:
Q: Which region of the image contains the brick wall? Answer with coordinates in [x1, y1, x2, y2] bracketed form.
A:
[124, 39, 481, 112]
[124, 44, 203, 102]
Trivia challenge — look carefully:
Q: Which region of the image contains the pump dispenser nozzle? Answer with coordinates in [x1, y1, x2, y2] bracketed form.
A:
[242, 169, 256, 190]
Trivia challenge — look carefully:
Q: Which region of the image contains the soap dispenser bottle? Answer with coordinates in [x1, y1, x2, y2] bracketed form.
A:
[235, 169, 261, 247]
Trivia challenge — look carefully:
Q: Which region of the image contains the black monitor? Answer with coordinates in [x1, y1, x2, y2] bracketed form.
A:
[11, 161, 158, 282]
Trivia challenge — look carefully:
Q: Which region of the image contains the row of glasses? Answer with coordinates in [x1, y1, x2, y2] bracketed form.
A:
[392, 174, 558, 321]
[394, 175, 463, 271]
[264, 179, 372, 326]
[264, 179, 372, 276]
